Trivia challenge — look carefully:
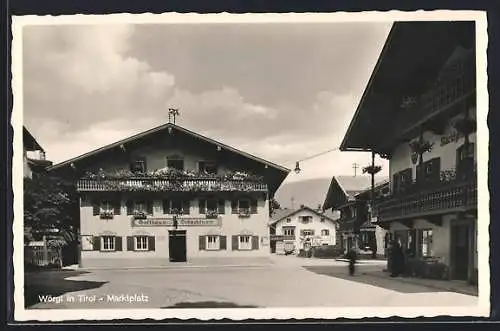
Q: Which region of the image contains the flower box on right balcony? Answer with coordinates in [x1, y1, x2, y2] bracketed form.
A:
[238, 208, 251, 218]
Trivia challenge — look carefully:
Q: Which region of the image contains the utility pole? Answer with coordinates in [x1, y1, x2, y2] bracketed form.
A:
[352, 163, 359, 177]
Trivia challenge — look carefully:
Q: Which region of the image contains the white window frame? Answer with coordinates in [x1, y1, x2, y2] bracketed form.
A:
[238, 235, 252, 250]
[100, 201, 114, 213]
[302, 229, 314, 237]
[300, 216, 312, 224]
[321, 229, 330, 236]
[205, 199, 218, 214]
[420, 229, 433, 257]
[286, 218, 292, 223]
[134, 201, 147, 213]
[237, 199, 251, 214]
[283, 227, 295, 236]
[206, 235, 220, 250]
[135, 236, 149, 251]
[101, 236, 116, 251]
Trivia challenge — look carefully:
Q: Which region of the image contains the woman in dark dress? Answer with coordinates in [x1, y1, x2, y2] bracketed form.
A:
[347, 246, 357, 276]
[390, 241, 404, 277]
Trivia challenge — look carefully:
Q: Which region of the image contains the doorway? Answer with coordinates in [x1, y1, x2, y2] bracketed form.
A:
[169, 230, 187, 262]
[451, 224, 470, 280]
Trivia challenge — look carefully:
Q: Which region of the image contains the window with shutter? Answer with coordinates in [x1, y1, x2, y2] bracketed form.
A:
[199, 236, 206, 250]
[182, 200, 190, 215]
[252, 236, 259, 250]
[93, 236, 101, 251]
[113, 199, 121, 215]
[238, 235, 252, 250]
[101, 236, 116, 251]
[134, 236, 149, 251]
[250, 199, 258, 214]
[198, 199, 206, 214]
[231, 235, 239, 250]
[231, 200, 238, 214]
[148, 236, 156, 251]
[163, 199, 170, 214]
[115, 236, 123, 251]
[220, 236, 227, 250]
[206, 236, 220, 250]
[127, 236, 134, 251]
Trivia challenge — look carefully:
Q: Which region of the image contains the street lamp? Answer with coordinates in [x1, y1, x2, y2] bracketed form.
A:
[292, 147, 340, 175]
[294, 162, 301, 174]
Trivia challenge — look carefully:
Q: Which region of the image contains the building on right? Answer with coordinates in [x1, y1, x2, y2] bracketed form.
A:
[340, 21, 477, 284]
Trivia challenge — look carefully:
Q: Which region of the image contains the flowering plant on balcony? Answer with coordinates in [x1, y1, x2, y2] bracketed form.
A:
[133, 210, 147, 219]
[440, 169, 457, 183]
[362, 165, 382, 175]
[453, 117, 476, 136]
[205, 210, 219, 219]
[409, 139, 434, 156]
[238, 208, 251, 218]
[99, 210, 114, 219]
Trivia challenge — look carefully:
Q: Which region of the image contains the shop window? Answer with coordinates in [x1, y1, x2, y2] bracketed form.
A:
[135, 236, 149, 251]
[239, 235, 252, 250]
[206, 235, 220, 250]
[419, 229, 434, 257]
[101, 236, 116, 251]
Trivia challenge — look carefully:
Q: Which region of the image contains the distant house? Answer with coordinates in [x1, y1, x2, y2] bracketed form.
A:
[48, 122, 290, 268]
[269, 205, 339, 255]
[323, 175, 388, 256]
[23, 126, 52, 178]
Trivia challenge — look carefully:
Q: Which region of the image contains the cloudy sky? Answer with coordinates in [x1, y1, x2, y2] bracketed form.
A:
[22, 21, 392, 183]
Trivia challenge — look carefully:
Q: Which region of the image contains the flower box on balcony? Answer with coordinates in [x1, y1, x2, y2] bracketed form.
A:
[133, 211, 148, 220]
[238, 209, 251, 218]
[205, 210, 219, 219]
[99, 211, 114, 219]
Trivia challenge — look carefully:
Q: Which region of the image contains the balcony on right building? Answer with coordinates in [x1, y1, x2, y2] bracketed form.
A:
[340, 21, 478, 285]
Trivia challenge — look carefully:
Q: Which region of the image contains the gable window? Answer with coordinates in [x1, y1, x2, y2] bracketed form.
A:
[130, 157, 146, 174]
[206, 235, 220, 250]
[135, 236, 149, 251]
[163, 199, 190, 215]
[321, 229, 330, 236]
[283, 227, 295, 236]
[198, 161, 218, 175]
[300, 216, 312, 224]
[320, 217, 325, 223]
[166, 156, 184, 171]
[286, 218, 292, 223]
[238, 235, 252, 250]
[101, 236, 116, 251]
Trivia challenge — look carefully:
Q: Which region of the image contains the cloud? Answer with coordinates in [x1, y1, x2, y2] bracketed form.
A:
[22, 22, 391, 178]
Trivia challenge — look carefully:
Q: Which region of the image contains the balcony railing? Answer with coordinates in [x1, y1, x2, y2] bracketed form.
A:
[77, 177, 268, 193]
[270, 235, 296, 241]
[373, 177, 477, 222]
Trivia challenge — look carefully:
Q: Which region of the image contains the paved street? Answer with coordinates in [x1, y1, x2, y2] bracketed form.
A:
[26, 256, 478, 309]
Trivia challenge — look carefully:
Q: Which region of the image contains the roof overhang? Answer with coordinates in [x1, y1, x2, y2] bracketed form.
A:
[23, 126, 44, 152]
[340, 21, 476, 153]
[47, 123, 290, 195]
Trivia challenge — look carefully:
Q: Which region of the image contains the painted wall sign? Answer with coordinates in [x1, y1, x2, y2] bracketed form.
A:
[132, 217, 220, 227]
[440, 130, 463, 146]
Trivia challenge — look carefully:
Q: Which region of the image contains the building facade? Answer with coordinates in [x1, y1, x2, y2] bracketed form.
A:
[23, 126, 52, 179]
[269, 206, 338, 255]
[323, 176, 388, 257]
[340, 22, 477, 284]
[48, 123, 289, 268]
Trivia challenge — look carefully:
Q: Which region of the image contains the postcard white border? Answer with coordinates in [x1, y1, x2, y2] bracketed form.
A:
[12, 10, 490, 321]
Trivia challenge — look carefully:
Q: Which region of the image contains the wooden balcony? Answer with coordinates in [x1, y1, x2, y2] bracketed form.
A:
[270, 235, 296, 241]
[77, 177, 268, 193]
[373, 178, 477, 223]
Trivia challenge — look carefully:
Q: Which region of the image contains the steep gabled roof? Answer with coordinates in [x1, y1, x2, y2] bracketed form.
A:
[269, 205, 338, 226]
[23, 126, 44, 152]
[322, 175, 386, 210]
[47, 122, 290, 195]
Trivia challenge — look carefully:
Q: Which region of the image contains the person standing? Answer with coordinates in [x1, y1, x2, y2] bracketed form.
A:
[347, 246, 357, 276]
[390, 240, 404, 277]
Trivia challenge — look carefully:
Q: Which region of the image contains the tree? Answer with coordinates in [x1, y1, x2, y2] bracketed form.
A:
[269, 198, 281, 216]
[23, 173, 79, 245]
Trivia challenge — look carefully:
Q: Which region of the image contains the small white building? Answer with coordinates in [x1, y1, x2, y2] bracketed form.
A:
[269, 206, 339, 255]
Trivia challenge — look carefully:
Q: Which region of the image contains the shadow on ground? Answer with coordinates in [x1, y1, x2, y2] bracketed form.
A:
[25, 270, 108, 308]
[163, 301, 259, 308]
[303, 265, 450, 294]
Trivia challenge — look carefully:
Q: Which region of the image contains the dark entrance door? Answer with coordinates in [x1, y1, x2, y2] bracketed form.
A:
[452, 224, 470, 280]
[169, 230, 187, 262]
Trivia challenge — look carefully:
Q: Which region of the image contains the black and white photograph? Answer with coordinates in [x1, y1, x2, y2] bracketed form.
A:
[12, 11, 489, 321]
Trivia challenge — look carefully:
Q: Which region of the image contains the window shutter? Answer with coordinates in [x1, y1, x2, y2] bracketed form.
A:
[147, 200, 154, 215]
[416, 164, 423, 184]
[92, 201, 100, 216]
[231, 200, 238, 214]
[218, 200, 226, 214]
[93, 236, 101, 251]
[115, 236, 122, 251]
[127, 236, 134, 251]
[199, 236, 206, 250]
[250, 199, 258, 214]
[252, 236, 259, 250]
[232, 235, 239, 250]
[392, 174, 400, 194]
[198, 199, 206, 214]
[431, 157, 441, 182]
[220, 236, 227, 250]
[163, 199, 170, 214]
[142, 157, 148, 173]
[148, 236, 156, 251]
[182, 200, 190, 215]
[113, 199, 121, 215]
[126, 200, 134, 215]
